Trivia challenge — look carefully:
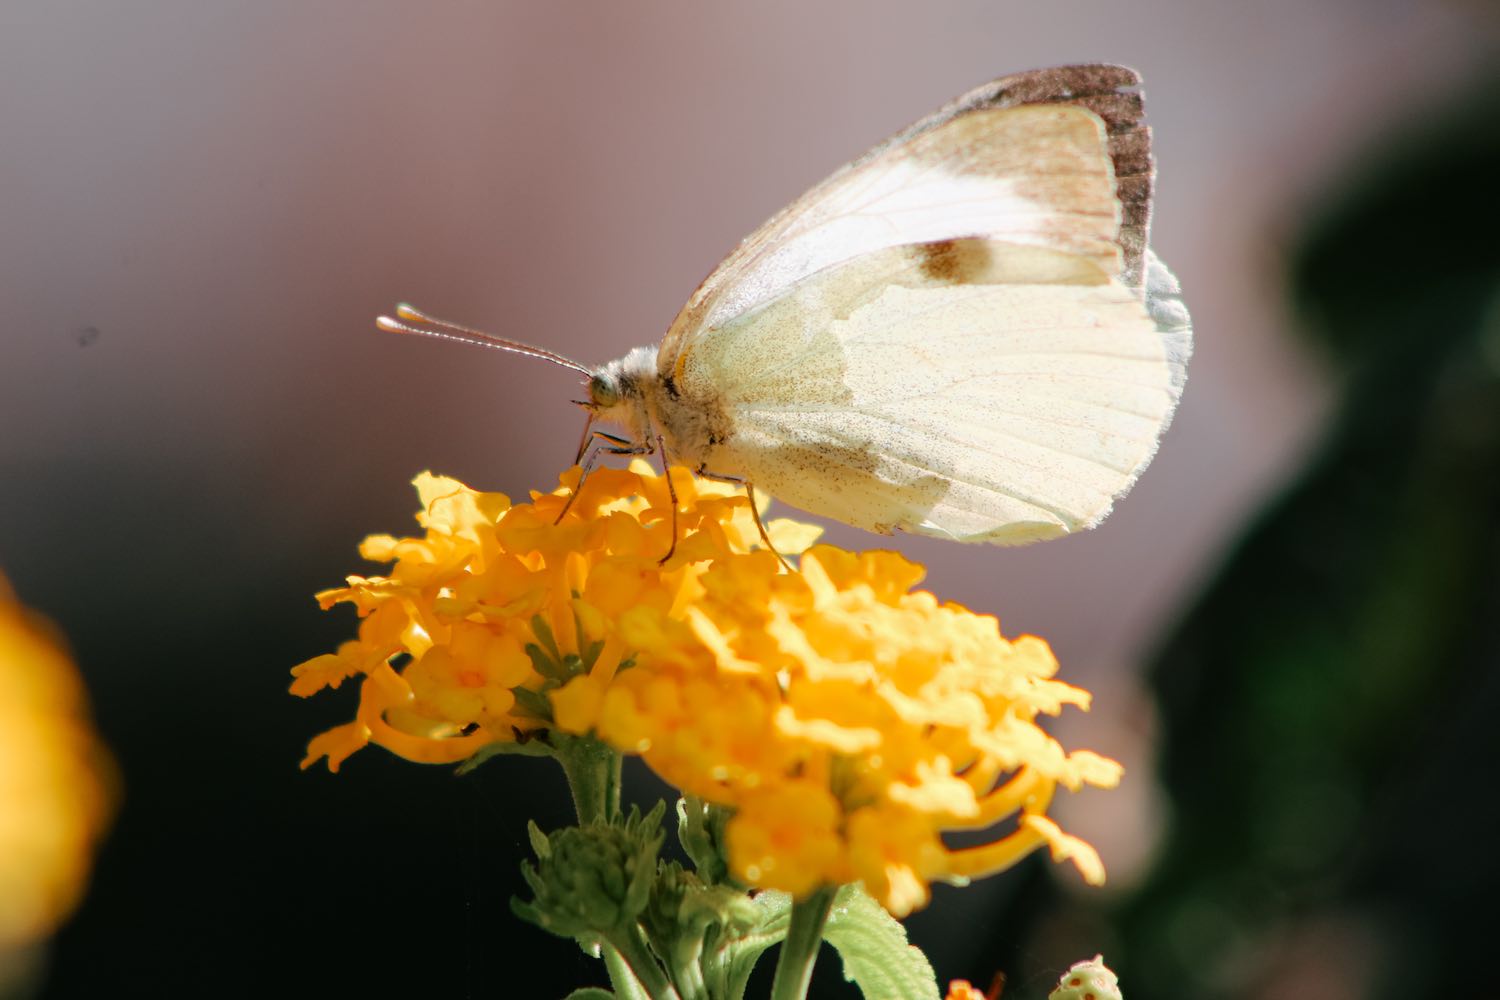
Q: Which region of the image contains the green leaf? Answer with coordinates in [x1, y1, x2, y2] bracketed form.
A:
[453, 734, 553, 774]
[562, 989, 614, 1000]
[822, 885, 939, 1000]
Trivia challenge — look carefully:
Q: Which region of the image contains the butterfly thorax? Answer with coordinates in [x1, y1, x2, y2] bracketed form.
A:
[589, 344, 730, 471]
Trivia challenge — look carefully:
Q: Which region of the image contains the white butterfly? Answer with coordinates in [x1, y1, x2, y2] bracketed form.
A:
[381, 64, 1191, 547]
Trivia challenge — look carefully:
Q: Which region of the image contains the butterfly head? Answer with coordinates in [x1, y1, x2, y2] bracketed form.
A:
[582, 345, 658, 448]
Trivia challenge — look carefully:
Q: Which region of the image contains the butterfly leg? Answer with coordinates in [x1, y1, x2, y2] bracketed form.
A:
[572, 409, 597, 464]
[656, 434, 680, 565]
[555, 430, 649, 525]
[694, 466, 792, 571]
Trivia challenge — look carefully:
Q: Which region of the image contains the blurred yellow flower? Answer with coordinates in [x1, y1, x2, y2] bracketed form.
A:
[0, 576, 113, 949]
[294, 464, 1120, 914]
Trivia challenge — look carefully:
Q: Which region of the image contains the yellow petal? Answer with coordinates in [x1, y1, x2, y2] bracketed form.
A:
[765, 518, 823, 554]
[300, 721, 370, 772]
[552, 675, 607, 735]
[1021, 813, 1106, 886]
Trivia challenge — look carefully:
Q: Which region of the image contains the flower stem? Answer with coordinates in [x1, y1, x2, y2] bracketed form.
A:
[603, 942, 652, 1000]
[555, 735, 622, 824]
[668, 944, 709, 1000]
[769, 885, 836, 1000]
[608, 927, 682, 1000]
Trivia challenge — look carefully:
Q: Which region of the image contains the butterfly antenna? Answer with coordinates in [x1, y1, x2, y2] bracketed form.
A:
[375, 303, 593, 376]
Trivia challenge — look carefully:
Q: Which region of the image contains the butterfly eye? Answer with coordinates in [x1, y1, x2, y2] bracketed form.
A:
[588, 374, 620, 409]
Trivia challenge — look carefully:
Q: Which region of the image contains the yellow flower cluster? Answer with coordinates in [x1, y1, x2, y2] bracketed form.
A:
[293, 464, 1120, 915]
[0, 576, 113, 948]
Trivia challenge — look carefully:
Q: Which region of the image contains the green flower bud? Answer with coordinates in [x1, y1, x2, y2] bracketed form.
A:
[513, 803, 667, 940]
[643, 862, 760, 955]
[1050, 956, 1121, 1000]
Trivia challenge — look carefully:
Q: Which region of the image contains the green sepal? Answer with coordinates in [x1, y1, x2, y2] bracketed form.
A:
[531, 614, 564, 665]
[562, 989, 614, 1000]
[513, 611, 599, 725]
[510, 685, 556, 724]
[526, 642, 570, 684]
[678, 795, 733, 886]
[572, 604, 606, 671]
[528, 819, 552, 860]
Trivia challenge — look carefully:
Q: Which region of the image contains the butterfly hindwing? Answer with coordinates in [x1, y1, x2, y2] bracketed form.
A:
[672, 239, 1180, 542]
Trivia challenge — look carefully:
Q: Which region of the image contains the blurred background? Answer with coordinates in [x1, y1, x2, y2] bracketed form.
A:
[2, 2, 1497, 998]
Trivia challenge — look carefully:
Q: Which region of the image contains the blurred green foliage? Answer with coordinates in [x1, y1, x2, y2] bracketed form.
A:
[1107, 72, 1500, 1000]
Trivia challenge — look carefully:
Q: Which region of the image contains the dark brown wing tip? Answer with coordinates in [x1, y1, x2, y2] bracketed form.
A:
[948, 64, 1154, 287]
[975, 63, 1141, 105]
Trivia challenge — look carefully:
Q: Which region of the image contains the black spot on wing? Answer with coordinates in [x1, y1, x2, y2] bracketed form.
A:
[918, 240, 963, 283]
[910, 239, 995, 285]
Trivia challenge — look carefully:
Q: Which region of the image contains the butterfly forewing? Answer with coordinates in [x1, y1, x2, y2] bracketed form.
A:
[680, 105, 1123, 347]
[657, 63, 1156, 383]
